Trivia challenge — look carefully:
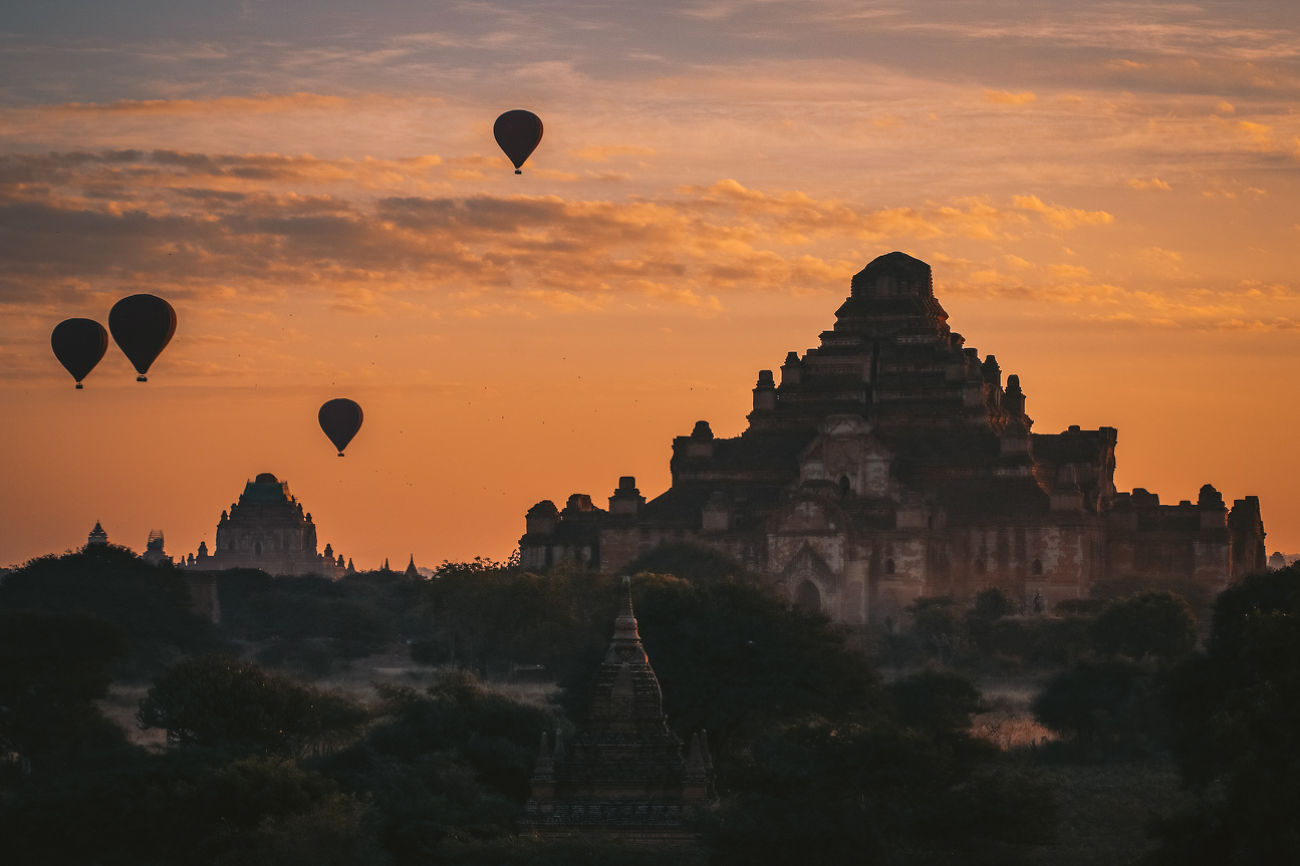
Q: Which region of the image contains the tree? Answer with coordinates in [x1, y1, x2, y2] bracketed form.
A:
[1089, 591, 1196, 662]
[178, 757, 386, 866]
[967, 587, 1015, 655]
[619, 575, 885, 771]
[1090, 575, 1216, 626]
[708, 719, 1054, 865]
[416, 561, 612, 679]
[0, 546, 220, 677]
[622, 542, 750, 585]
[2, 749, 386, 866]
[1153, 567, 1300, 863]
[1032, 658, 1155, 753]
[137, 655, 365, 757]
[320, 671, 557, 863]
[0, 609, 129, 769]
[906, 595, 961, 661]
[889, 670, 983, 738]
[972, 587, 1015, 621]
[215, 569, 423, 673]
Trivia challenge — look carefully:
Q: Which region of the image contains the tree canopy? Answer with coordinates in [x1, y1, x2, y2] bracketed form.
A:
[137, 655, 365, 757]
[0, 608, 129, 767]
[1154, 566, 1300, 863]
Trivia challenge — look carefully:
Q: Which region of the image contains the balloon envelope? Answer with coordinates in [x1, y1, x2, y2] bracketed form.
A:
[51, 318, 109, 388]
[493, 109, 543, 174]
[108, 294, 176, 382]
[319, 398, 364, 456]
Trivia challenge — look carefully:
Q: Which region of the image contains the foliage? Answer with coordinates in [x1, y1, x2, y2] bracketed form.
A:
[0, 609, 129, 767]
[892, 596, 962, 664]
[417, 562, 614, 681]
[1089, 592, 1196, 662]
[1090, 575, 1216, 626]
[971, 587, 1015, 622]
[908, 595, 961, 641]
[320, 671, 557, 864]
[215, 568, 425, 670]
[708, 720, 1054, 866]
[0, 546, 221, 677]
[0, 749, 385, 866]
[888, 670, 983, 738]
[966, 588, 1015, 654]
[137, 654, 365, 757]
[438, 834, 707, 865]
[612, 575, 885, 773]
[978, 615, 1095, 669]
[622, 542, 750, 585]
[1152, 566, 1300, 863]
[1051, 598, 1107, 617]
[1032, 659, 1156, 753]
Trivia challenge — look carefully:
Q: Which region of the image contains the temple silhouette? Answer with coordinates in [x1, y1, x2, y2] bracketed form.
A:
[182, 473, 347, 578]
[522, 581, 712, 842]
[521, 253, 1267, 622]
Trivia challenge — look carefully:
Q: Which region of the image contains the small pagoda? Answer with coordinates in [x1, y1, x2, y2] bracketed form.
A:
[522, 579, 712, 842]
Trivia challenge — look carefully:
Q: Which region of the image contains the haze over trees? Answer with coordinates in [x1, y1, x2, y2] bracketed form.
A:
[3, 546, 1298, 863]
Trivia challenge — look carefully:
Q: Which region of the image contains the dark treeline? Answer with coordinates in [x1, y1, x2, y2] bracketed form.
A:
[2, 544, 1298, 864]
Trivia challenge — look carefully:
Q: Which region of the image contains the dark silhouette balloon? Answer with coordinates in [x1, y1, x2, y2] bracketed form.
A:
[51, 318, 109, 389]
[494, 109, 543, 174]
[108, 294, 176, 382]
[319, 398, 364, 457]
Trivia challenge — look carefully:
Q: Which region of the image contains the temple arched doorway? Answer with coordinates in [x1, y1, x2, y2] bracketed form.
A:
[794, 579, 821, 613]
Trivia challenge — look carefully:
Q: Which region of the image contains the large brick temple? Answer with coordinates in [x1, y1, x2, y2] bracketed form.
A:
[183, 472, 347, 579]
[520, 252, 1267, 623]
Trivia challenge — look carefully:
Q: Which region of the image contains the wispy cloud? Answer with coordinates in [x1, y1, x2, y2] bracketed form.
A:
[0, 151, 1131, 325]
[1011, 195, 1114, 229]
[984, 90, 1037, 106]
[1127, 177, 1171, 191]
[45, 92, 358, 116]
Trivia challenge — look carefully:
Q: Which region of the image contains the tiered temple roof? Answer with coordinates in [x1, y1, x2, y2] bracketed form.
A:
[522, 580, 711, 842]
[521, 253, 1267, 620]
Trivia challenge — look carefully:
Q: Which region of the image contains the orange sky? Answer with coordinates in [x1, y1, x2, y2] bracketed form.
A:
[1, 2, 1297, 568]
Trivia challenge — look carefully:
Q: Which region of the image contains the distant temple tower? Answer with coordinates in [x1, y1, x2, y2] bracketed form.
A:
[185, 473, 344, 578]
[142, 529, 171, 566]
[522, 580, 712, 842]
[85, 521, 108, 548]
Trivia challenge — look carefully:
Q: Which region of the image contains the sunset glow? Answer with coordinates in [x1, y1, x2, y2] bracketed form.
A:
[2, 1, 1297, 568]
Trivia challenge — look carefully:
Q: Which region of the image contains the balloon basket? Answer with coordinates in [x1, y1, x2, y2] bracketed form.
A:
[515, 169, 522, 175]
[337, 452, 345, 457]
[137, 375, 148, 382]
[75, 383, 84, 390]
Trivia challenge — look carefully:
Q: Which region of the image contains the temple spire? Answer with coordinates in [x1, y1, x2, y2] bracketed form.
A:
[605, 576, 647, 664]
[522, 579, 713, 839]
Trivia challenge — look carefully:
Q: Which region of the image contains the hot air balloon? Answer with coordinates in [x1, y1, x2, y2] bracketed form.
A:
[493, 109, 543, 174]
[108, 294, 176, 382]
[319, 398, 364, 457]
[51, 318, 109, 389]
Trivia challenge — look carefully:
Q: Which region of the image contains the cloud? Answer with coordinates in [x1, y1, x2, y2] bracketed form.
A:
[983, 90, 1037, 106]
[1011, 195, 1114, 229]
[1049, 263, 1091, 279]
[15, 149, 1282, 350]
[1238, 120, 1276, 150]
[1139, 247, 1185, 271]
[1127, 177, 1171, 191]
[569, 145, 656, 163]
[45, 92, 358, 116]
